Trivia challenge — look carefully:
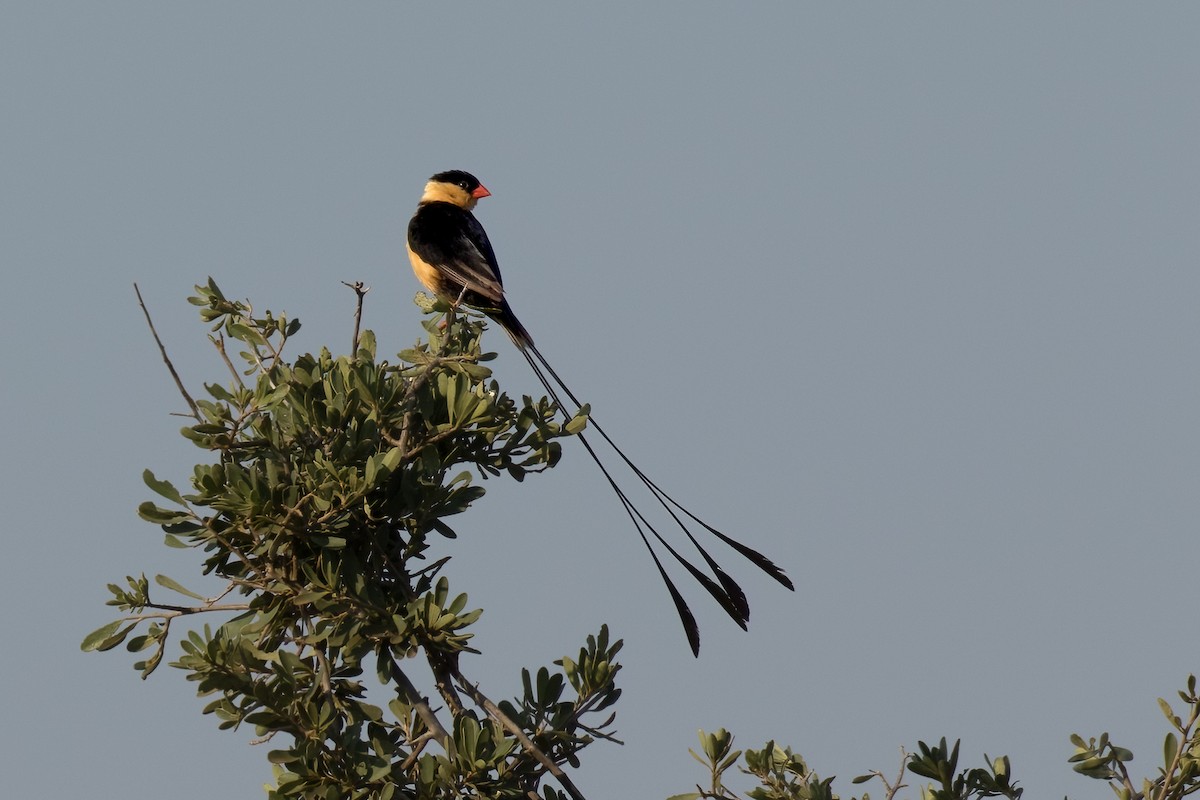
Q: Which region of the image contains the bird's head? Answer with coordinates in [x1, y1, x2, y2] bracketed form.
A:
[421, 169, 491, 210]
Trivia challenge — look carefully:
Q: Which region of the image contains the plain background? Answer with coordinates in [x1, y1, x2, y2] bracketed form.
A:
[2, 4, 1198, 799]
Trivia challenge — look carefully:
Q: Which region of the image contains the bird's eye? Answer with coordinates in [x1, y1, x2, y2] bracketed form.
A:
[458, 181, 471, 190]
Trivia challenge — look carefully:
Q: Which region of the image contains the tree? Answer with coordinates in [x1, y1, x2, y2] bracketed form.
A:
[85, 280, 617, 800]
[670, 687, 1200, 800]
[84, 281, 1200, 800]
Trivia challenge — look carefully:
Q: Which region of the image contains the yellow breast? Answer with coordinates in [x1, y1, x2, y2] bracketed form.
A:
[406, 242, 445, 296]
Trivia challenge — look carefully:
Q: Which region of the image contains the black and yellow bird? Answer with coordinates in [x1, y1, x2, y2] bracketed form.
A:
[406, 169, 793, 655]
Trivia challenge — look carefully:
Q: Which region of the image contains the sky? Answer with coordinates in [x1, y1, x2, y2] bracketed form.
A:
[2, 4, 1198, 799]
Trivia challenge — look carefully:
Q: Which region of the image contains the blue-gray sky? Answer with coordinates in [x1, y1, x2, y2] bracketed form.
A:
[3, 4, 1198, 799]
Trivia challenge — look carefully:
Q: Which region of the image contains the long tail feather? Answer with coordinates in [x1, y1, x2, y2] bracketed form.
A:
[574, 428, 705, 653]
[515, 346, 727, 635]
[494, 317, 791, 651]
[523, 336, 792, 593]
[521, 352, 705, 651]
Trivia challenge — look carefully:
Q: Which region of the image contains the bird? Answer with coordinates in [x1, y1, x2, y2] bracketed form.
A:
[406, 169, 794, 655]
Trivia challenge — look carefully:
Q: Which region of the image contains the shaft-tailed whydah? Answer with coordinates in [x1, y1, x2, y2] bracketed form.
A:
[407, 169, 793, 655]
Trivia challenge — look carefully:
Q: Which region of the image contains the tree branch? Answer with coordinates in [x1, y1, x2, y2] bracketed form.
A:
[451, 665, 589, 800]
[135, 283, 201, 420]
[392, 664, 454, 759]
[426, 650, 464, 717]
[210, 333, 247, 388]
[342, 281, 370, 354]
[884, 748, 910, 800]
[127, 602, 251, 619]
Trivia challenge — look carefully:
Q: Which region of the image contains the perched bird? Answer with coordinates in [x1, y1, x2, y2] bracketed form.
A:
[407, 169, 793, 655]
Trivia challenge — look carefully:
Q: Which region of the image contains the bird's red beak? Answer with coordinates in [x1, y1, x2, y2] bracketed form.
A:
[472, 184, 492, 199]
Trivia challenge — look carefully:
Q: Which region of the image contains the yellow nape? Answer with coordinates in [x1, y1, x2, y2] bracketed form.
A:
[419, 180, 475, 209]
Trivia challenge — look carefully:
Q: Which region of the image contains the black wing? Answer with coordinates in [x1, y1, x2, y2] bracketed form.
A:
[408, 202, 506, 306]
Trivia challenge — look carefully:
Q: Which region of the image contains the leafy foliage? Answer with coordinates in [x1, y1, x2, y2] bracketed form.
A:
[84, 280, 1200, 800]
[84, 279, 615, 800]
[1070, 674, 1200, 800]
[673, 688, 1200, 800]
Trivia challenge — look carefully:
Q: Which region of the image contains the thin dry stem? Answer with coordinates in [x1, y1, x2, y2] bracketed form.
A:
[125, 602, 251, 621]
[211, 333, 247, 387]
[342, 281, 370, 353]
[392, 665, 453, 759]
[883, 748, 910, 800]
[452, 665, 588, 800]
[135, 283, 201, 420]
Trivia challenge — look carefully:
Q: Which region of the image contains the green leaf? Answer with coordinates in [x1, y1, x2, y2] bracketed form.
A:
[397, 348, 430, 365]
[565, 405, 590, 435]
[1165, 732, 1179, 767]
[228, 321, 267, 346]
[155, 574, 207, 601]
[258, 383, 292, 407]
[81, 621, 135, 652]
[309, 536, 347, 549]
[81, 620, 124, 651]
[137, 647, 164, 678]
[143, 469, 186, 506]
[380, 446, 404, 472]
[137, 501, 192, 525]
[1072, 755, 1110, 772]
[717, 749, 742, 774]
[204, 382, 236, 402]
[125, 634, 154, 653]
[414, 292, 437, 313]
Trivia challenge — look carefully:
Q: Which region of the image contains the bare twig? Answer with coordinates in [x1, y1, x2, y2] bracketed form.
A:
[393, 665, 454, 758]
[311, 643, 334, 699]
[267, 318, 292, 370]
[409, 556, 451, 580]
[126, 602, 251, 620]
[426, 650, 464, 717]
[398, 730, 437, 771]
[207, 582, 239, 605]
[883, 748, 910, 800]
[451, 665, 589, 800]
[574, 713, 623, 745]
[1115, 757, 1137, 800]
[394, 408, 417, 459]
[134, 283, 201, 420]
[211, 333, 247, 387]
[342, 281, 370, 353]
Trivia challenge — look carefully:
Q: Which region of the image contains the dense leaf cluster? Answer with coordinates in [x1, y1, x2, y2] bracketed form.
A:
[84, 280, 1200, 800]
[85, 280, 614, 799]
[672, 695, 1200, 800]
